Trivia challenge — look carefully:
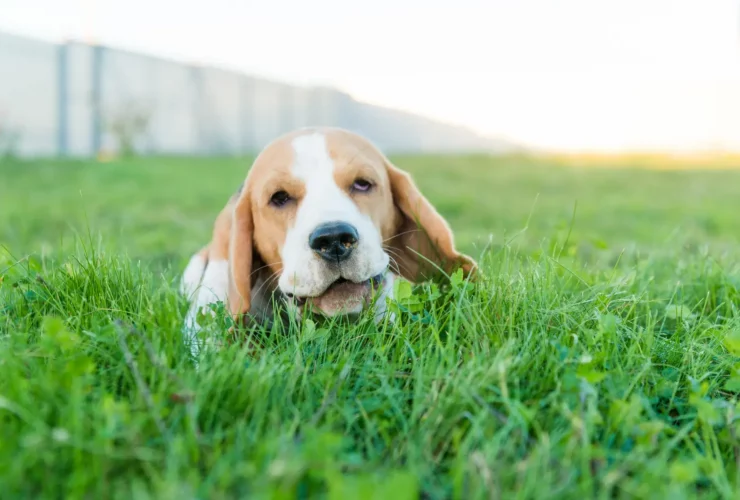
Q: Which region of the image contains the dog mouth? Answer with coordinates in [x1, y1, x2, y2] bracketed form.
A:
[286, 273, 385, 307]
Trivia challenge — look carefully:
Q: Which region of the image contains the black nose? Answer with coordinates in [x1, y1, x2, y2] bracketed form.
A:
[308, 222, 359, 262]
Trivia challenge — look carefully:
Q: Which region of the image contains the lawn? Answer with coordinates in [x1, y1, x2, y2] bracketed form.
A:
[1, 154, 740, 498]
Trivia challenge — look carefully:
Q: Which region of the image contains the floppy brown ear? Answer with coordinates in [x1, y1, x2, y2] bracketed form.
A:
[385, 160, 477, 283]
[227, 188, 254, 317]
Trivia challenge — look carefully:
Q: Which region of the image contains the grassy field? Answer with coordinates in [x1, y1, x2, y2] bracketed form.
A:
[1, 154, 740, 498]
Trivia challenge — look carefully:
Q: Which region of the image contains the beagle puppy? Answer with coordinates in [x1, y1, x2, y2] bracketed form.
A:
[180, 127, 475, 354]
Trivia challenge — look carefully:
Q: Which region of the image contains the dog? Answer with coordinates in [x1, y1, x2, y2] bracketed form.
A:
[180, 127, 476, 355]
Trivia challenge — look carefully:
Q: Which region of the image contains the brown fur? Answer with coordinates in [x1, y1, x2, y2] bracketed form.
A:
[193, 127, 476, 321]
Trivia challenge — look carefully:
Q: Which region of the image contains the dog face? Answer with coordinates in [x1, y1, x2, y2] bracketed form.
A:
[228, 127, 476, 319]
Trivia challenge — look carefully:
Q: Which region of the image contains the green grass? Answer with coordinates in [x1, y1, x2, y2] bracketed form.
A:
[1, 154, 740, 498]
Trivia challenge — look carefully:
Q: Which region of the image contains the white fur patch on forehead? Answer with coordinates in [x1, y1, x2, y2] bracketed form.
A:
[288, 131, 355, 223]
[290, 132, 334, 181]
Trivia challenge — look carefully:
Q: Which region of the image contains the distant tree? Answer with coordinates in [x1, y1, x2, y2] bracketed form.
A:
[104, 101, 153, 158]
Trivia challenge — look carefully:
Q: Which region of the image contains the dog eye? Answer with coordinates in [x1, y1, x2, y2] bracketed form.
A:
[270, 190, 292, 207]
[351, 179, 373, 193]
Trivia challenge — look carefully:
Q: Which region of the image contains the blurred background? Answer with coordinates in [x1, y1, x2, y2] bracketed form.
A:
[2, 0, 739, 157]
[1, 0, 740, 266]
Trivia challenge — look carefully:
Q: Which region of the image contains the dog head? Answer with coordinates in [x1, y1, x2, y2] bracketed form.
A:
[228, 127, 476, 319]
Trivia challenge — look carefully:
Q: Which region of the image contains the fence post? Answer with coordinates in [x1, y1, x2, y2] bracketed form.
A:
[91, 44, 104, 157]
[56, 42, 68, 156]
[191, 65, 205, 155]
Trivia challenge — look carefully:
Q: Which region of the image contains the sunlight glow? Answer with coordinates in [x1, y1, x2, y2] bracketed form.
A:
[2, 0, 739, 152]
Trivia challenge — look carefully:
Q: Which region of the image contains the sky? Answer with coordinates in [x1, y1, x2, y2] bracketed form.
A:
[2, 0, 739, 153]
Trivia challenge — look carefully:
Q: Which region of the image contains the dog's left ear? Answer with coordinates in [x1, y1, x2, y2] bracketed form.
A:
[384, 158, 477, 283]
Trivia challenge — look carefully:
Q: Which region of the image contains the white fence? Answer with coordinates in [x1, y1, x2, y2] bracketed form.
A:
[0, 31, 497, 158]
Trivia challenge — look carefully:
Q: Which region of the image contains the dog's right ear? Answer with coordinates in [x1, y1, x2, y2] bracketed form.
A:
[228, 186, 254, 317]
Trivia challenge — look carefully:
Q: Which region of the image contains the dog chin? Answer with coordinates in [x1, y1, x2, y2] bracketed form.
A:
[290, 273, 386, 317]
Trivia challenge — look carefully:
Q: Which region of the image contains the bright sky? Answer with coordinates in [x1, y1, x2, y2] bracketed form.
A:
[2, 0, 739, 152]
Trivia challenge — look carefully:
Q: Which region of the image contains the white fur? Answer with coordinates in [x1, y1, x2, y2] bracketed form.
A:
[278, 132, 389, 299]
[180, 253, 207, 298]
[373, 272, 396, 324]
[183, 259, 229, 357]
